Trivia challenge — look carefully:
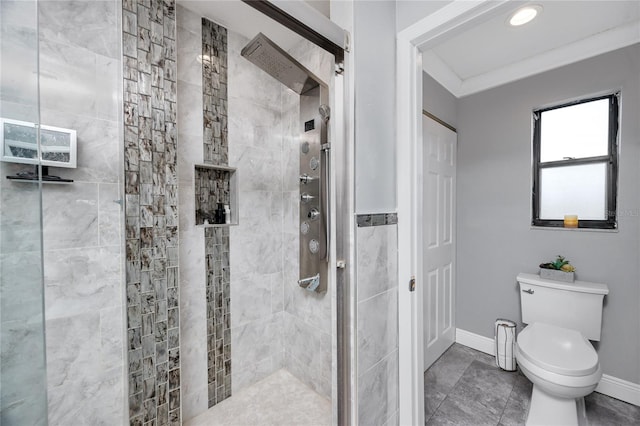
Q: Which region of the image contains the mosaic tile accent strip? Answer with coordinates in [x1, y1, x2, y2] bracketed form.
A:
[204, 226, 232, 406]
[202, 18, 228, 165]
[122, 0, 180, 424]
[356, 213, 398, 227]
[201, 17, 232, 407]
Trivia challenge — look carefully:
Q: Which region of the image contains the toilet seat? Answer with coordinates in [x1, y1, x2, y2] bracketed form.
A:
[517, 322, 599, 377]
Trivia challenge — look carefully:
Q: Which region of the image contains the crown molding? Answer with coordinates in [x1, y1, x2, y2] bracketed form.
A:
[423, 19, 640, 98]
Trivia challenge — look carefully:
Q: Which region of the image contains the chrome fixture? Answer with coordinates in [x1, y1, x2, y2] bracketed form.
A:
[241, 33, 322, 94]
[299, 174, 314, 184]
[307, 208, 320, 220]
[242, 33, 329, 294]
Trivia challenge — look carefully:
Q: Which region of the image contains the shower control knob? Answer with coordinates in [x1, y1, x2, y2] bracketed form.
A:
[299, 174, 314, 184]
[309, 156, 319, 170]
[301, 193, 314, 203]
[308, 208, 320, 220]
[300, 221, 310, 235]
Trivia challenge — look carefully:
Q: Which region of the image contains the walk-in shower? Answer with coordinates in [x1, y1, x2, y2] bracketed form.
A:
[242, 33, 330, 293]
[1, 0, 348, 423]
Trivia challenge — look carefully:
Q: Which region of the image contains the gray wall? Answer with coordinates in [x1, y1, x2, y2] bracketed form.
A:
[456, 44, 640, 384]
[423, 72, 458, 130]
[354, 0, 396, 214]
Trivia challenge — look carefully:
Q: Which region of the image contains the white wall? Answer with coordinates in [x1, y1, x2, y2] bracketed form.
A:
[456, 44, 640, 384]
[354, 0, 396, 214]
[396, 0, 451, 32]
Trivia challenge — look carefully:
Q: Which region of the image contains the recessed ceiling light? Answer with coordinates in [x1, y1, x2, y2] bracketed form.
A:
[508, 5, 542, 27]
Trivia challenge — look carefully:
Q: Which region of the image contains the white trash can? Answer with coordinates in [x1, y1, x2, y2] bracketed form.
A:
[494, 319, 517, 371]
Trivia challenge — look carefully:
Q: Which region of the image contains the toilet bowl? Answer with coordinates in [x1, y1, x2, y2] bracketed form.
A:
[515, 322, 602, 425]
[515, 273, 609, 426]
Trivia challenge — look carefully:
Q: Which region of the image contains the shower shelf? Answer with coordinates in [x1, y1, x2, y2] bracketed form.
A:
[195, 223, 237, 229]
[194, 163, 238, 227]
[6, 166, 73, 184]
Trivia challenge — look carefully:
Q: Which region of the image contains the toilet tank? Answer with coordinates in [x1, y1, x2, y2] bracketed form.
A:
[517, 273, 609, 341]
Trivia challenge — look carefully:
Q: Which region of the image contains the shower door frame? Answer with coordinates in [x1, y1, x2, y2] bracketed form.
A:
[240, 1, 355, 424]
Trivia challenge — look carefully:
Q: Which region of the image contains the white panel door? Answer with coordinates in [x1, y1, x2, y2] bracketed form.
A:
[422, 115, 456, 369]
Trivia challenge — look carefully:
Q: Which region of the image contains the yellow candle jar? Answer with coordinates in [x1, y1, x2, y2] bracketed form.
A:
[564, 215, 578, 228]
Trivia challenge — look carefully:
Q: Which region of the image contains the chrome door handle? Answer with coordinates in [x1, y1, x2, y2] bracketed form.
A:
[522, 289, 534, 294]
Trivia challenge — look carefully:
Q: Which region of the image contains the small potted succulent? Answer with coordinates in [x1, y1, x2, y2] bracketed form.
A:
[539, 255, 575, 283]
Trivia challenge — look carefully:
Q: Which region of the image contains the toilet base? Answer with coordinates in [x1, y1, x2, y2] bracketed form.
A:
[526, 385, 587, 426]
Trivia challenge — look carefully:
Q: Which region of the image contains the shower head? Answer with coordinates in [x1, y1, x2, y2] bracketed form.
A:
[241, 33, 324, 95]
[318, 104, 330, 122]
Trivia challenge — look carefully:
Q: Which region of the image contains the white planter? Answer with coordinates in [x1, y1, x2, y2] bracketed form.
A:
[540, 268, 575, 283]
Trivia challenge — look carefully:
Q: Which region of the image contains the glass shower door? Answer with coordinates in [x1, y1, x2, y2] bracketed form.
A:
[0, 0, 49, 424]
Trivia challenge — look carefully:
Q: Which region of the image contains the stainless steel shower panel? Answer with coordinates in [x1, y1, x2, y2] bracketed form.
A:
[241, 33, 322, 95]
[298, 84, 329, 293]
[241, 33, 329, 294]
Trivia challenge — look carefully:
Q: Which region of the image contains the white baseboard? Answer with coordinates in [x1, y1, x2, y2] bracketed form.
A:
[596, 375, 640, 406]
[455, 328, 640, 407]
[455, 328, 495, 356]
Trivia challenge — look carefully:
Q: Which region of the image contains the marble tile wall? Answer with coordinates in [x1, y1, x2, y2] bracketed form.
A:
[227, 30, 288, 394]
[176, 5, 208, 421]
[200, 19, 232, 408]
[177, 8, 335, 422]
[1, 0, 127, 424]
[281, 38, 334, 399]
[122, 0, 180, 425]
[0, 1, 48, 424]
[356, 218, 399, 425]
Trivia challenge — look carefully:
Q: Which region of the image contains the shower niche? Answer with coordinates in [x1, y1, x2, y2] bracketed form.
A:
[194, 163, 238, 227]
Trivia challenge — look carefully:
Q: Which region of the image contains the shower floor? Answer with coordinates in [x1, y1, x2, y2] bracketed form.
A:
[185, 369, 331, 426]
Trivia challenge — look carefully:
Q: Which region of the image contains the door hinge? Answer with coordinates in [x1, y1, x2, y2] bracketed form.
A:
[409, 276, 416, 292]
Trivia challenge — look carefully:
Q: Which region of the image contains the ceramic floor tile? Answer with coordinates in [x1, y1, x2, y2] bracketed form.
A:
[448, 361, 517, 419]
[498, 373, 532, 426]
[424, 343, 477, 421]
[584, 391, 640, 426]
[424, 344, 477, 393]
[427, 394, 499, 426]
[424, 383, 447, 421]
[426, 344, 640, 426]
[185, 369, 331, 426]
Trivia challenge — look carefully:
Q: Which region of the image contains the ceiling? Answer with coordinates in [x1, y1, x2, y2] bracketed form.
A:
[421, 1, 640, 98]
[178, 0, 329, 51]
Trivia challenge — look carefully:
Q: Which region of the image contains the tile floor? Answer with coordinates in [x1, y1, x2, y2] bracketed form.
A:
[425, 343, 640, 426]
[185, 369, 331, 426]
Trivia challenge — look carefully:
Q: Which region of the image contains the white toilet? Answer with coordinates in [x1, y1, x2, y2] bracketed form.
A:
[515, 272, 609, 426]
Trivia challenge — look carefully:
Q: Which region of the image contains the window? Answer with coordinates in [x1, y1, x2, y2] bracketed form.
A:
[532, 93, 619, 229]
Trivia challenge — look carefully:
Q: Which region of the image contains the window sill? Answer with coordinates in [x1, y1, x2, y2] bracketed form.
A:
[530, 226, 618, 234]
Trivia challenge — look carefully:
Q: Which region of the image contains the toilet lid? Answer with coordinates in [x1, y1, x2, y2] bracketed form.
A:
[517, 323, 599, 377]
